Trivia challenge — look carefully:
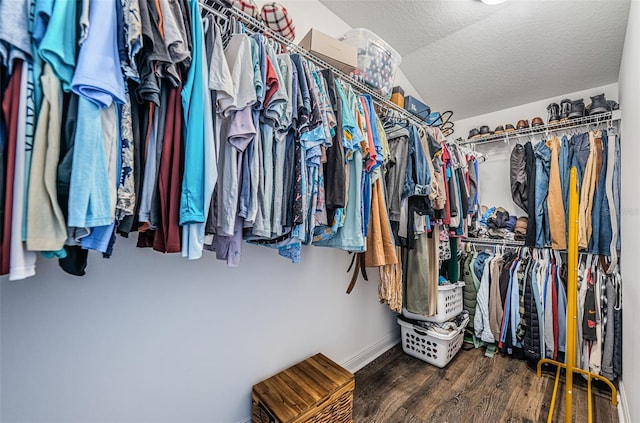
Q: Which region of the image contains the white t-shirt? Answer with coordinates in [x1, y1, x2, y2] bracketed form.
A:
[217, 33, 256, 117]
[11, 63, 37, 280]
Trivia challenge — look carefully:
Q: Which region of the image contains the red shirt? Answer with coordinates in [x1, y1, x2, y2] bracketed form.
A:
[1, 61, 23, 275]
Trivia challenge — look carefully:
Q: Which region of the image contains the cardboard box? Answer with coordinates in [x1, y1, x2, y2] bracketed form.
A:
[404, 95, 431, 121]
[299, 29, 358, 74]
[391, 86, 405, 108]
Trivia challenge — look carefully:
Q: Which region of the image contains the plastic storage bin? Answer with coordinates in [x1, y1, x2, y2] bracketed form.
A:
[397, 314, 469, 368]
[341, 28, 401, 98]
[402, 281, 465, 323]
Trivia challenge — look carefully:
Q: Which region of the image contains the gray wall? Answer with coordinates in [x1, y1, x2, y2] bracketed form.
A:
[1, 239, 397, 423]
[618, 1, 640, 420]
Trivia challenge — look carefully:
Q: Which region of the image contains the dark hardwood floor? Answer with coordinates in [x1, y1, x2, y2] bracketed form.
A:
[353, 344, 618, 423]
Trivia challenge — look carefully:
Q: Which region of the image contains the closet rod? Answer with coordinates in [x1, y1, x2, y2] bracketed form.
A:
[459, 109, 622, 146]
[462, 237, 525, 247]
[198, 0, 429, 128]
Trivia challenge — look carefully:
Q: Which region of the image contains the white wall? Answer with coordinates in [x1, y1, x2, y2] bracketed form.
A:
[0, 1, 403, 422]
[455, 83, 619, 216]
[618, 1, 640, 421]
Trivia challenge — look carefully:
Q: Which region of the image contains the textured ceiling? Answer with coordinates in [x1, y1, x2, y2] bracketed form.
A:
[319, 0, 630, 120]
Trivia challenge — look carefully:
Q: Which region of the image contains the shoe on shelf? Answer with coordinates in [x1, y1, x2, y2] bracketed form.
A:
[531, 117, 544, 127]
[479, 125, 492, 137]
[607, 100, 619, 111]
[505, 123, 516, 132]
[568, 99, 586, 119]
[494, 125, 505, 135]
[516, 119, 530, 130]
[588, 93, 609, 115]
[468, 128, 480, 139]
[547, 103, 561, 124]
[560, 98, 572, 121]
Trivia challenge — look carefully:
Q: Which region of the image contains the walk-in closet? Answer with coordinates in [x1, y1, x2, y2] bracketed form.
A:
[1, 0, 638, 422]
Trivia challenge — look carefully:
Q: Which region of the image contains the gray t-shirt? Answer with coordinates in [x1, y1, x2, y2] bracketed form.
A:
[0, 0, 31, 69]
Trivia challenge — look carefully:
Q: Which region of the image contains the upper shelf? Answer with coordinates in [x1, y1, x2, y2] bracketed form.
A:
[459, 109, 622, 146]
[199, 0, 430, 129]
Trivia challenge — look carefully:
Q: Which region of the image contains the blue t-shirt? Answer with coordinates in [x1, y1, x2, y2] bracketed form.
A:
[71, 0, 125, 106]
[181, 0, 216, 260]
[180, 0, 208, 225]
[38, 0, 76, 92]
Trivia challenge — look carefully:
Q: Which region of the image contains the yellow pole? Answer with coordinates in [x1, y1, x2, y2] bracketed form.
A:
[588, 375, 593, 423]
[565, 167, 580, 423]
[538, 168, 616, 418]
[547, 366, 562, 423]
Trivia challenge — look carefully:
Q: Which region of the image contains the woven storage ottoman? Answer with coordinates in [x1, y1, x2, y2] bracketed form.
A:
[251, 353, 354, 423]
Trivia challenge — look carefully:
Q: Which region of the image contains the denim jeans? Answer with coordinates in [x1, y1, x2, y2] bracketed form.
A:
[600, 134, 620, 264]
[589, 130, 612, 255]
[559, 136, 571, 209]
[534, 141, 551, 247]
[413, 124, 431, 192]
[614, 135, 621, 251]
[570, 132, 590, 178]
[474, 251, 491, 280]
[559, 136, 574, 237]
[402, 125, 431, 199]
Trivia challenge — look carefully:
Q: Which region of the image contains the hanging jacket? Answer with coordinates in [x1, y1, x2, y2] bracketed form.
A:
[613, 297, 622, 378]
[488, 254, 505, 341]
[524, 142, 537, 246]
[510, 143, 528, 213]
[523, 259, 542, 361]
[582, 268, 597, 341]
[474, 257, 495, 344]
[499, 253, 516, 305]
[601, 276, 616, 380]
[462, 252, 478, 329]
[468, 158, 479, 217]
[384, 127, 409, 222]
[543, 259, 556, 358]
[556, 262, 567, 354]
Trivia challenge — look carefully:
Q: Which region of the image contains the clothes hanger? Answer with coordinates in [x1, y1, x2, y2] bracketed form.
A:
[614, 271, 622, 310]
[554, 250, 562, 268]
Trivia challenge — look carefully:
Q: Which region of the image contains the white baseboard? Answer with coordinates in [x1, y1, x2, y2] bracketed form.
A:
[340, 330, 401, 373]
[618, 381, 631, 423]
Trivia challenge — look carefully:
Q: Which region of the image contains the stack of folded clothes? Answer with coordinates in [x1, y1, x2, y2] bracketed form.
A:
[468, 206, 528, 241]
[514, 217, 527, 241]
[401, 310, 470, 336]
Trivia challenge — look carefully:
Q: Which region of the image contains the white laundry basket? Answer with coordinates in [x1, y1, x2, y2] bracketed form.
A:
[397, 315, 469, 368]
[402, 281, 465, 323]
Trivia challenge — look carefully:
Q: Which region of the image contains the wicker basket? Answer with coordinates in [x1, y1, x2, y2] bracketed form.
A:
[251, 353, 354, 423]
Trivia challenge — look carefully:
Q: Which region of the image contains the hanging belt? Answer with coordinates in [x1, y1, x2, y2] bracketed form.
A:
[346, 252, 368, 294]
